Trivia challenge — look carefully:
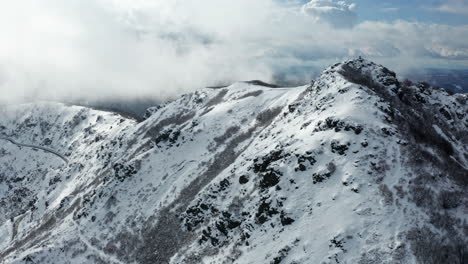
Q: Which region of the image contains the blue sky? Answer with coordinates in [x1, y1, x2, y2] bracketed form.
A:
[354, 0, 468, 25]
[294, 0, 468, 25]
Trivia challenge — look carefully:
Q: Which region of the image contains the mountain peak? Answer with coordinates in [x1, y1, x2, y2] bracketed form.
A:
[322, 58, 400, 89]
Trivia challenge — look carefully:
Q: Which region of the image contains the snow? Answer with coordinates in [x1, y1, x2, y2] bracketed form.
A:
[0, 59, 466, 264]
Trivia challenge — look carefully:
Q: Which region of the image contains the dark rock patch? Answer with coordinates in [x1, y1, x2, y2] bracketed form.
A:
[330, 140, 349, 155]
[239, 175, 249, 184]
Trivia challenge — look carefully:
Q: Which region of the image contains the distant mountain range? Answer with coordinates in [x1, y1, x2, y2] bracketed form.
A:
[405, 68, 468, 94]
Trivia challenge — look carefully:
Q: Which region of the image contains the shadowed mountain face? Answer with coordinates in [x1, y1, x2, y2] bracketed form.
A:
[0, 59, 466, 264]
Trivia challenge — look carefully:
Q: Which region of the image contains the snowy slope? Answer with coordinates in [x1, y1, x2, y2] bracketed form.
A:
[0, 59, 466, 264]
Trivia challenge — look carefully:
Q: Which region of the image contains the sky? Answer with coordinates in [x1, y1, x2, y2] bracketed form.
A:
[0, 0, 467, 102]
[351, 0, 468, 25]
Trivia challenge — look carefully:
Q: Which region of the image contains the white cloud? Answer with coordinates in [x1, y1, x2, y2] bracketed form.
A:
[381, 7, 400, 12]
[302, 0, 358, 28]
[434, 0, 468, 15]
[0, 0, 467, 103]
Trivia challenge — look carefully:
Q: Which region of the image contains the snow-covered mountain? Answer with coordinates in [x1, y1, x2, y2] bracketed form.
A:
[0, 59, 466, 264]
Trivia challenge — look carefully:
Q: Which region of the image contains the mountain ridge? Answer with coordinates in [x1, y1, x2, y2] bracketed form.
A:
[0, 59, 466, 264]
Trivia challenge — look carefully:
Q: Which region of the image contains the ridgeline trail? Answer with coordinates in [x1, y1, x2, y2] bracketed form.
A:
[0, 137, 69, 164]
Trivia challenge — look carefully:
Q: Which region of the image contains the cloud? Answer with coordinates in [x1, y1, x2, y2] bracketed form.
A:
[0, 0, 467, 103]
[1, 0, 290, 103]
[433, 0, 468, 15]
[302, 0, 358, 29]
[381, 7, 400, 12]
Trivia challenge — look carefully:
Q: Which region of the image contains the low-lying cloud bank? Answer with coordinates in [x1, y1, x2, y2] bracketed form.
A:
[0, 0, 467, 102]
